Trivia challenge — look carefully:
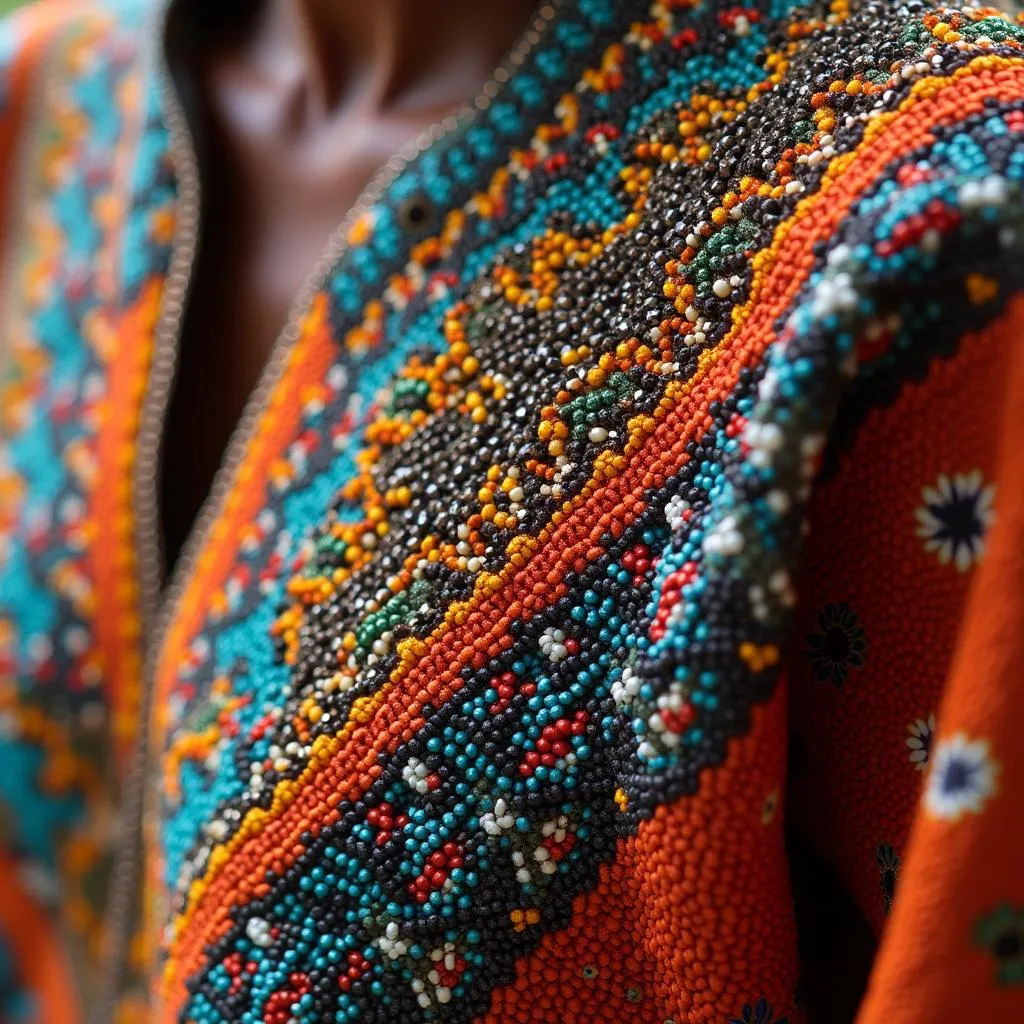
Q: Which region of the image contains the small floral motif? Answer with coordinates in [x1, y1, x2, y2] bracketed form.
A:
[761, 789, 779, 826]
[924, 732, 999, 821]
[729, 998, 789, 1024]
[875, 843, 900, 915]
[915, 470, 995, 572]
[975, 904, 1024, 985]
[905, 714, 936, 772]
[806, 603, 867, 688]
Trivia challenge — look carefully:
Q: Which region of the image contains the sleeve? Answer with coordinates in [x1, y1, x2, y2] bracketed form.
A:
[862, 295, 1024, 1021]
[783, 126, 1024, 1024]
[585, 46, 1024, 1024]
[0, 6, 101, 1023]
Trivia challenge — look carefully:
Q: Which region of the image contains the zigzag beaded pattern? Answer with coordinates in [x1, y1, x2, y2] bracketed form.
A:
[0, 1, 175, 1006]
[154, 0, 1024, 1020]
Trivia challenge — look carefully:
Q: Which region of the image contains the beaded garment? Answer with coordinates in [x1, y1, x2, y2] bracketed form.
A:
[2, 0, 1024, 1021]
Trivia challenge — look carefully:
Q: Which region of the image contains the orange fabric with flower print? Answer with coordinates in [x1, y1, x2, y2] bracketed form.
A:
[788, 297, 1024, 1023]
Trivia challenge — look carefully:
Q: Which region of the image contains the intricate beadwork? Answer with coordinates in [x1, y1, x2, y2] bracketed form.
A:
[3, 0, 1024, 1020]
[142, 0, 1024, 1020]
[0, 0, 175, 1012]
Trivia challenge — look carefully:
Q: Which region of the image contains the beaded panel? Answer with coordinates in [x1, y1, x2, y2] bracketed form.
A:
[0, 0, 175, 1011]
[147, 0, 1024, 1021]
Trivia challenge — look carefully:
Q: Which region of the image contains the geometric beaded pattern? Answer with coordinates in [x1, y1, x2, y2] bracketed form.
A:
[149, 0, 1024, 1020]
[0, 0, 174, 1012]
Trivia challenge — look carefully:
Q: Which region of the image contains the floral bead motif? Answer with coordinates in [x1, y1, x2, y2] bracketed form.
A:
[915, 470, 996, 572]
[906, 715, 936, 773]
[875, 843, 900, 916]
[806, 603, 868, 689]
[924, 732, 999, 822]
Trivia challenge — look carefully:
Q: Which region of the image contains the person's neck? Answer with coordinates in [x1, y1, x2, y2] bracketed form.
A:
[239, 0, 539, 121]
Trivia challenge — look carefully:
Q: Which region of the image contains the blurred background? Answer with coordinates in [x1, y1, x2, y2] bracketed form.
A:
[0, 0, 27, 12]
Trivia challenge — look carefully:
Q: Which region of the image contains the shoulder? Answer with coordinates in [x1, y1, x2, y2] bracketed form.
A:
[768, 2, 1024, 469]
[768, 4, 1024, 384]
[635, 0, 1024, 472]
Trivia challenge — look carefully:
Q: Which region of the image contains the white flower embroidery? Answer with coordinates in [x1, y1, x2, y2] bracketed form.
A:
[915, 470, 995, 572]
[905, 714, 936, 772]
[924, 732, 999, 821]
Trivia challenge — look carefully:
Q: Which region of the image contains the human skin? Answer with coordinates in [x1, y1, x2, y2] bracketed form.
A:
[159, 0, 538, 568]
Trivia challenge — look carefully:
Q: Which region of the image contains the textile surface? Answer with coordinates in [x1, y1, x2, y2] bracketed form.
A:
[1, 0, 1023, 1021]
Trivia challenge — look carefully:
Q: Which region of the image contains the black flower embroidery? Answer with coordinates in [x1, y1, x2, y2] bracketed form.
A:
[806, 603, 867, 688]
[875, 843, 900, 916]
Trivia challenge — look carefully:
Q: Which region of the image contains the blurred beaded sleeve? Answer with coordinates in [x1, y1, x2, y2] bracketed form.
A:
[0, 1, 175, 1019]
[1, 0, 1024, 1022]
